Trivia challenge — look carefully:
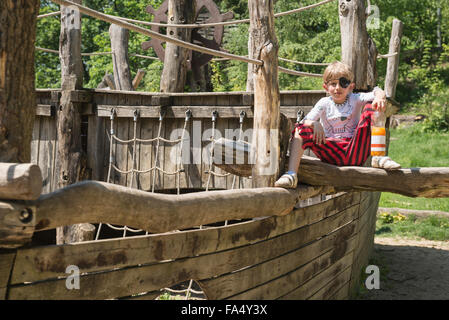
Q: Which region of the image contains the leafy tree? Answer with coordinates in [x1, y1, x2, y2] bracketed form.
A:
[35, 0, 448, 130]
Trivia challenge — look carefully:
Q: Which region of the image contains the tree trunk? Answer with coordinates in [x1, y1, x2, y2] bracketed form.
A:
[0, 0, 40, 163]
[160, 0, 196, 93]
[384, 19, 403, 99]
[339, 0, 370, 91]
[109, 24, 134, 91]
[246, 31, 255, 92]
[248, 0, 280, 187]
[56, 1, 92, 244]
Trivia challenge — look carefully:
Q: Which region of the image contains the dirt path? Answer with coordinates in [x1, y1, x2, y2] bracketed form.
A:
[358, 236, 449, 300]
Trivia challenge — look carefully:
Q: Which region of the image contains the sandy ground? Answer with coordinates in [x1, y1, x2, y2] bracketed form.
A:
[358, 236, 449, 300]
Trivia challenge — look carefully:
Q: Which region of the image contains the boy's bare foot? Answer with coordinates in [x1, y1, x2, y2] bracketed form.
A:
[274, 173, 298, 189]
[371, 156, 401, 170]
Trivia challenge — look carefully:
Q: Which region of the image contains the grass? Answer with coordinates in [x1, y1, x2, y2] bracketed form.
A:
[379, 123, 449, 212]
[375, 211, 449, 241]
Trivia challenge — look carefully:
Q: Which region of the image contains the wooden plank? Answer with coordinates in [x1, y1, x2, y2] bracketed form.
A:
[278, 252, 354, 300]
[152, 118, 165, 191]
[114, 118, 130, 186]
[137, 118, 155, 191]
[199, 222, 357, 299]
[36, 105, 52, 117]
[163, 118, 180, 190]
[229, 246, 355, 300]
[38, 117, 55, 194]
[96, 105, 312, 119]
[329, 282, 349, 300]
[0, 250, 16, 299]
[87, 116, 105, 181]
[186, 118, 203, 189]
[10, 193, 358, 286]
[7, 203, 358, 299]
[30, 116, 41, 166]
[308, 266, 352, 300]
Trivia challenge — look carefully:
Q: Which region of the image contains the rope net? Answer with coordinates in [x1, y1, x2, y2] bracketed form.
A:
[92, 108, 255, 299]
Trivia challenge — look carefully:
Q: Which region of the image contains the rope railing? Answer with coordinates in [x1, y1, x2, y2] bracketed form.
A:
[49, 0, 263, 66]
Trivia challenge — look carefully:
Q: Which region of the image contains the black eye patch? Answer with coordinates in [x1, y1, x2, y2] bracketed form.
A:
[339, 77, 351, 88]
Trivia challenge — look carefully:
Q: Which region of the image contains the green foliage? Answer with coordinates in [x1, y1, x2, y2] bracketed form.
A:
[35, 0, 449, 104]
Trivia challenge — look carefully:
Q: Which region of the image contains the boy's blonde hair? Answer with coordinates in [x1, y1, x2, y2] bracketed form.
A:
[323, 61, 354, 83]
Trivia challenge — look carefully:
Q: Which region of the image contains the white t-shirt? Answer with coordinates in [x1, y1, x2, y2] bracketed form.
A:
[304, 88, 380, 139]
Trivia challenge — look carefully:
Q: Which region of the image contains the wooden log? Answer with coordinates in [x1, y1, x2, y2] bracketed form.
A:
[160, 0, 196, 93]
[57, 1, 92, 244]
[339, 0, 370, 90]
[249, 0, 281, 187]
[109, 24, 134, 91]
[0, 0, 39, 163]
[384, 19, 403, 99]
[0, 201, 36, 249]
[213, 140, 449, 198]
[299, 156, 449, 198]
[0, 163, 42, 200]
[32, 181, 299, 234]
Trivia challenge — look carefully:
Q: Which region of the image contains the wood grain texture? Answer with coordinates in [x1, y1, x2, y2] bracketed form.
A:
[11, 192, 358, 285]
[0, 163, 42, 200]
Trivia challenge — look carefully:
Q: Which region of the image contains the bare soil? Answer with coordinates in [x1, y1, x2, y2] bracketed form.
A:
[358, 236, 449, 300]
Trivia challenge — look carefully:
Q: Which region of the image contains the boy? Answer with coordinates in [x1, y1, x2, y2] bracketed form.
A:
[275, 61, 400, 189]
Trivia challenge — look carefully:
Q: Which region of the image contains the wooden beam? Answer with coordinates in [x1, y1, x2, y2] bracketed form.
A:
[30, 181, 299, 234]
[0, 163, 42, 200]
[339, 0, 370, 90]
[212, 140, 449, 198]
[160, 0, 195, 93]
[384, 19, 403, 99]
[0, 201, 36, 249]
[249, 0, 281, 187]
[109, 24, 134, 91]
[57, 1, 92, 244]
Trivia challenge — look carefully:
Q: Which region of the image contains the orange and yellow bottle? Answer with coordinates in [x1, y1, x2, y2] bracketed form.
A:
[371, 111, 386, 156]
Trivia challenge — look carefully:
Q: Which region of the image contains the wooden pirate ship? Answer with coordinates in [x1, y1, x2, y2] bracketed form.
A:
[1, 0, 448, 300]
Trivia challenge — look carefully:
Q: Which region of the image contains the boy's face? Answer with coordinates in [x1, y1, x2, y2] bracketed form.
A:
[323, 77, 355, 104]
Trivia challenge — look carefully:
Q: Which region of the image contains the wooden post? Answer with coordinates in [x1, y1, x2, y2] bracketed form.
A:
[109, 24, 134, 91]
[160, 0, 196, 93]
[246, 32, 255, 92]
[384, 19, 403, 99]
[0, 0, 40, 163]
[249, 0, 280, 188]
[57, 0, 94, 244]
[339, 0, 371, 90]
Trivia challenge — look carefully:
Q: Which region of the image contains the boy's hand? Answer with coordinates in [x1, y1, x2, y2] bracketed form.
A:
[372, 90, 387, 112]
[312, 121, 326, 145]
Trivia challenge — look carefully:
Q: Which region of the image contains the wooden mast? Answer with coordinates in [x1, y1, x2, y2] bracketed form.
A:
[160, 0, 196, 92]
[56, 0, 94, 244]
[339, 0, 371, 90]
[248, 0, 281, 188]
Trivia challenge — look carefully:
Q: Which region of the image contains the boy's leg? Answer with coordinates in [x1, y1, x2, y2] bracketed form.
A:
[346, 104, 401, 169]
[275, 129, 303, 188]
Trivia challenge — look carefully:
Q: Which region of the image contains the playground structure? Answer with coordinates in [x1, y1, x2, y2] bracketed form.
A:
[1, 0, 449, 300]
